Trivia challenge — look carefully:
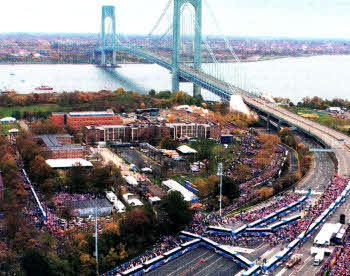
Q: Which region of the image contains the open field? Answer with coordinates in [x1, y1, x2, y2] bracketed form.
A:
[0, 104, 73, 117]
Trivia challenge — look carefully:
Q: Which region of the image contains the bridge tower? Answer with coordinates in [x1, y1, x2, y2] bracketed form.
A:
[172, 0, 202, 97]
[101, 6, 117, 66]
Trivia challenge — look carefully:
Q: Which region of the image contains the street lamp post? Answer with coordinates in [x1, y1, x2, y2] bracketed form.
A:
[94, 207, 99, 276]
[218, 163, 223, 217]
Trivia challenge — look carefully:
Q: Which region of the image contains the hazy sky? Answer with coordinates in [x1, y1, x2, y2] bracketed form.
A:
[0, 0, 350, 39]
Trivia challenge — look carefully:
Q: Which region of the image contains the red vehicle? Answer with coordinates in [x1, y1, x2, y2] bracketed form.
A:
[35, 85, 53, 91]
[286, 254, 302, 268]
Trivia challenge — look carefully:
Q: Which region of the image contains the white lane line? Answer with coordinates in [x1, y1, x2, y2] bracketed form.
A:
[275, 267, 288, 276]
[192, 256, 224, 276]
[291, 255, 312, 275]
[167, 250, 210, 276]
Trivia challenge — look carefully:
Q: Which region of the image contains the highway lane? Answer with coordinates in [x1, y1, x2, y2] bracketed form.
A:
[295, 134, 334, 193]
[244, 96, 350, 177]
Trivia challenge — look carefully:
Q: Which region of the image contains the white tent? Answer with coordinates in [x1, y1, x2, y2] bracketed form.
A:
[46, 158, 93, 169]
[1, 117, 16, 124]
[123, 175, 138, 186]
[177, 145, 198, 154]
[162, 179, 197, 202]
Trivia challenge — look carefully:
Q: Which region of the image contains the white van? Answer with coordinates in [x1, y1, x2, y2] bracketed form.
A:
[313, 251, 324, 266]
[113, 200, 126, 213]
[106, 191, 117, 203]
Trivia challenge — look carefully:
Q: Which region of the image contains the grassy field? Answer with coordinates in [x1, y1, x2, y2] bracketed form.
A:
[290, 108, 348, 133]
[0, 104, 74, 117]
[0, 122, 20, 135]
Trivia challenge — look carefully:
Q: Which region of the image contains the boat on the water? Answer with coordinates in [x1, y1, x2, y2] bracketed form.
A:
[35, 85, 53, 91]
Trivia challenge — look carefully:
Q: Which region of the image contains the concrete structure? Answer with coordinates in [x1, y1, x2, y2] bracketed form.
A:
[83, 123, 220, 145]
[101, 6, 117, 66]
[51, 110, 122, 130]
[172, 0, 202, 97]
[36, 134, 89, 159]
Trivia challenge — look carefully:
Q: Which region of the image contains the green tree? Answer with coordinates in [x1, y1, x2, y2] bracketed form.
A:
[29, 155, 54, 185]
[221, 176, 240, 200]
[148, 89, 156, 97]
[160, 136, 179, 150]
[66, 164, 89, 193]
[89, 165, 115, 193]
[159, 191, 192, 234]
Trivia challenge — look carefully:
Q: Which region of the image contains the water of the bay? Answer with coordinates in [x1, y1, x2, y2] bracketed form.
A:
[0, 55, 349, 103]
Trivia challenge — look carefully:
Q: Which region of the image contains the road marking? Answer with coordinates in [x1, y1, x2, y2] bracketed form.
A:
[192, 256, 223, 276]
[275, 268, 287, 276]
[221, 245, 254, 254]
[167, 251, 210, 276]
[292, 255, 312, 275]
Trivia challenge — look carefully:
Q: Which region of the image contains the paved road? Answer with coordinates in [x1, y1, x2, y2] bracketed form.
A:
[145, 247, 241, 276]
[295, 134, 334, 193]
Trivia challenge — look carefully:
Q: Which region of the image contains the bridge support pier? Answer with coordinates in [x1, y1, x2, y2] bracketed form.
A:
[172, 0, 202, 96]
[101, 6, 117, 67]
[266, 114, 270, 131]
[193, 84, 201, 98]
[101, 51, 106, 66]
[172, 70, 180, 92]
[112, 51, 117, 66]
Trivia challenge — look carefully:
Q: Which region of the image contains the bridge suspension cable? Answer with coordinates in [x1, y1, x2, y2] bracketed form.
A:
[148, 0, 173, 37]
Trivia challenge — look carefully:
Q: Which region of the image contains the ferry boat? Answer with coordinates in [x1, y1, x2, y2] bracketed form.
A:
[35, 85, 54, 91]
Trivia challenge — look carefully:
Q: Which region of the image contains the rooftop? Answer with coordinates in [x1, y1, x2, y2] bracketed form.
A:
[68, 111, 115, 117]
[46, 158, 93, 168]
[39, 134, 73, 148]
[67, 198, 112, 210]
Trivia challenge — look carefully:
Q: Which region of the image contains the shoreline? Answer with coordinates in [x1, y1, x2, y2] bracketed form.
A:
[1, 54, 349, 66]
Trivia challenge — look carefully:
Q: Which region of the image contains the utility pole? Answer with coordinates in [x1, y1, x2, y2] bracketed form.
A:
[94, 207, 99, 276]
[218, 162, 223, 217]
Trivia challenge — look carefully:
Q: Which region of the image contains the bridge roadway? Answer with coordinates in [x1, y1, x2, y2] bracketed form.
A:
[243, 96, 350, 177]
[101, 44, 244, 100]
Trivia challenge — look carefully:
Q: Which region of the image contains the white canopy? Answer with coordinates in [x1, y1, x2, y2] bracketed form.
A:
[177, 145, 198, 154]
[1, 117, 16, 123]
[123, 175, 138, 186]
[162, 179, 197, 202]
[46, 158, 93, 168]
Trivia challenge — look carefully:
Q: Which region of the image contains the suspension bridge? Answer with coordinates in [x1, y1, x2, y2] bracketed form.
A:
[92, 2, 350, 275]
[95, 0, 258, 101]
[94, 0, 350, 177]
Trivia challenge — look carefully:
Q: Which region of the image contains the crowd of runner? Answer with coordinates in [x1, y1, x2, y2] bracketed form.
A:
[329, 238, 350, 275]
[103, 236, 183, 276]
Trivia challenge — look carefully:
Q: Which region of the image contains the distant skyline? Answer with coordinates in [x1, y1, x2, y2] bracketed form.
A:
[0, 0, 349, 39]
